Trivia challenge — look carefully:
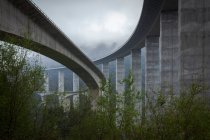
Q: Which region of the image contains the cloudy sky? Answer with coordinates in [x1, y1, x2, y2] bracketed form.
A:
[31, 0, 143, 66]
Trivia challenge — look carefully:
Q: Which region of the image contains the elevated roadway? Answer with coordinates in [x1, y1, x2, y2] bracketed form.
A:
[0, 0, 105, 95]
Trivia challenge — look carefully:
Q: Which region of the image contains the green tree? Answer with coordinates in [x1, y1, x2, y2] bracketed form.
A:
[0, 41, 44, 140]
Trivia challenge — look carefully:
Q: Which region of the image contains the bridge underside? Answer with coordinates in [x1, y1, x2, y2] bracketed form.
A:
[0, 0, 104, 95]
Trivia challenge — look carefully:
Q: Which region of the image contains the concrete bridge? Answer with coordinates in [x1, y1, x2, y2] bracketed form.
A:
[94, 0, 210, 99]
[0, 0, 104, 98]
[44, 67, 82, 93]
[1, 0, 210, 101]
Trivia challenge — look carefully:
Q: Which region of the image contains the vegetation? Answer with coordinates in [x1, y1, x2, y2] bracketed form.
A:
[0, 41, 45, 140]
[0, 40, 210, 140]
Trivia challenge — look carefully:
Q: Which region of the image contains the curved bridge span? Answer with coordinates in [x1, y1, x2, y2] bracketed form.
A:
[94, 0, 179, 64]
[0, 0, 104, 94]
[1, 0, 210, 102]
[94, 0, 210, 99]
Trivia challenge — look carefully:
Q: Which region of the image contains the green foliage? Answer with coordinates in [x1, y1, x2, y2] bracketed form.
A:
[139, 83, 210, 140]
[0, 41, 44, 140]
[117, 71, 139, 139]
[0, 40, 210, 140]
[63, 75, 210, 140]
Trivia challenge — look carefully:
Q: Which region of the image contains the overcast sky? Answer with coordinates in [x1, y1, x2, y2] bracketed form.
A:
[31, 0, 143, 67]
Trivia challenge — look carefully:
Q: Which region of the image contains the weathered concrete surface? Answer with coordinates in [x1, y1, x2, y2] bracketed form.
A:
[116, 57, 125, 93]
[102, 63, 109, 79]
[44, 72, 49, 92]
[0, 0, 104, 95]
[145, 36, 160, 95]
[58, 70, 64, 92]
[160, 11, 179, 94]
[73, 73, 79, 92]
[131, 49, 141, 91]
[179, 0, 210, 96]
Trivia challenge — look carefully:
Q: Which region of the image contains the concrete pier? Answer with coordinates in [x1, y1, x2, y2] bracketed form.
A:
[102, 62, 109, 79]
[145, 36, 160, 95]
[73, 73, 80, 91]
[116, 57, 125, 93]
[58, 70, 64, 92]
[131, 48, 141, 91]
[179, 0, 210, 96]
[160, 11, 179, 94]
[44, 72, 49, 92]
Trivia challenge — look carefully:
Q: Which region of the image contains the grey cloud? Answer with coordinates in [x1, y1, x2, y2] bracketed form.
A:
[80, 42, 118, 60]
[31, 0, 143, 67]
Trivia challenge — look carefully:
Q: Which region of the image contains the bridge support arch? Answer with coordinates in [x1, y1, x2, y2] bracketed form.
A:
[0, 0, 104, 97]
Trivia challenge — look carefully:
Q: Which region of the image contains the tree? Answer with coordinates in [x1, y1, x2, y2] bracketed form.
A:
[0, 41, 44, 140]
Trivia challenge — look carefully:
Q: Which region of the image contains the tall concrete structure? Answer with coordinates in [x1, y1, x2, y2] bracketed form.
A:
[2, 0, 210, 103]
[179, 0, 210, 96]
[116, 57, 125, 93]
[102, 63, 109, 79]
[44, 72, 49, 92]
[145, 36, 160, 95]
[160, 11, 179, 94]
[73, 73, 80, 91]
[131, 49, 141, 91]
[0, 0, 104, 96]
[58, 70, 65, 92]
[94, 0, 165, 95]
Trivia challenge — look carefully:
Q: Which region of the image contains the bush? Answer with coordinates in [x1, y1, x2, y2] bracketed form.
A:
[0, 41, 44, 140]
[0, 40, 210, 140]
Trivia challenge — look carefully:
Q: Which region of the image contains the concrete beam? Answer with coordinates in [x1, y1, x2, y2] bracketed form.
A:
[58, 70, 64, 92]
[179, 0, 210, 96]
[160, 11, 179, 94]
[0, 0, 104, 95]
[102, 63, 109, 79]
[116, 57, 125, 93]
[73, 73, 79, 92]
[131, 48, 141, 91]
[145, 36, 160, 95]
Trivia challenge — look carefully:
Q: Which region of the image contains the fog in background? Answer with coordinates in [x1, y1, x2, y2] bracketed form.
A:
[31, 0, 143, 68]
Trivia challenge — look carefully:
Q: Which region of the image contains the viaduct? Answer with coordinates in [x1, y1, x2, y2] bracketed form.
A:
[0, 0, 210, 100]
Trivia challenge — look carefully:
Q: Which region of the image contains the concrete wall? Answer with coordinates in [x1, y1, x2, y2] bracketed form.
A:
[145, 36, 160, 95]
[131, 49, 141, 91]
[102, 63, 109, 79]
[73, 73, 80, 91]
[160, 11, 179, 94]
[58, 70, 65, 92]
[179, 0, 210, 97]
[44, 72, 49, 92]
[116, 57, 125, 93]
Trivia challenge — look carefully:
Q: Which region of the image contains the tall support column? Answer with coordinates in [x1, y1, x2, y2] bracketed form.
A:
[131, 48, 141, 91]
[58, 70, 64, 92]
[160, 11, 179, 94]
[73, 73, 79, 91]
[179, 0, 210, 96]
[145, 36, 160, 95]
[102, 62, 109, 79]
[116, 57, 125, 93]
[44, 71, 49, 92]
